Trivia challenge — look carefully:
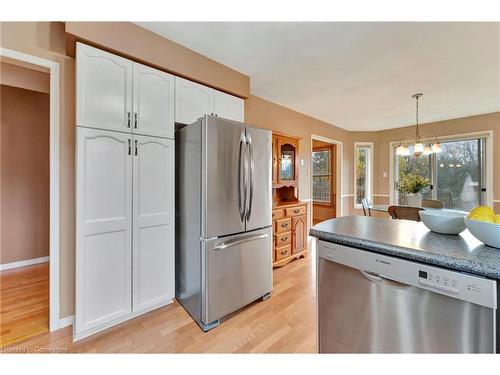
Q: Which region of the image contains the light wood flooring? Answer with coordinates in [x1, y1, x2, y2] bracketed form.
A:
[0, 263, 49, 347]
[1, 250, 316, 353]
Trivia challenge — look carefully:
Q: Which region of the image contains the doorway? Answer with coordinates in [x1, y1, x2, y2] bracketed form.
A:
[0, 49, 60, 346]
[311, 138, 338, 225]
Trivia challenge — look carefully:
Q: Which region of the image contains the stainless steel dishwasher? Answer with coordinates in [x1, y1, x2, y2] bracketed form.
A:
[318, 241, 498, 353]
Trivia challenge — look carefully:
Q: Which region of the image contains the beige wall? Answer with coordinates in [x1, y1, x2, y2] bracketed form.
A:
[1, 85, 49, 264]
[0, 61, 50, 93]
[352, 112, 500, 213]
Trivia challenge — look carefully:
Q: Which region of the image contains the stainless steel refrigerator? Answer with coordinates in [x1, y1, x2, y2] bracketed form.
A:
[175, 115, 273, 331]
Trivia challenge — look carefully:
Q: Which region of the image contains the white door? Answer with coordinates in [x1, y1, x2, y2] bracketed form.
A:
[213, 90, 245, 122]
[132, 135, 175, 312]
[133, 63, 175, 139]
[175, 77, 214, 125]
[75, 127, 132, 338]
[76, 43, 133, 132]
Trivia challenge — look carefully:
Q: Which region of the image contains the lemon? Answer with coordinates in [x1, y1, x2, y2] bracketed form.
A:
[468, 206, 495, 218]
[471, 215, 494, 223]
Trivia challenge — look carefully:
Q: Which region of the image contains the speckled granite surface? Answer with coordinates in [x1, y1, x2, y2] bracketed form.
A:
[310, 216, 500, 280]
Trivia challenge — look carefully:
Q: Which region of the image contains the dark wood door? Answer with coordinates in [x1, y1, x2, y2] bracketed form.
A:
[292, 214, 307, 254]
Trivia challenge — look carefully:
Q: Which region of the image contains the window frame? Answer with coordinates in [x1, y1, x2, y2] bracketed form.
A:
[353, 142, 374, 210]
[312, 144, 335, 207]
[389, 131, 493, 208]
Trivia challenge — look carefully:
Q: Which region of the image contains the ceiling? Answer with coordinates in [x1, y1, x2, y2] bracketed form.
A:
[135, 22, 500, 131]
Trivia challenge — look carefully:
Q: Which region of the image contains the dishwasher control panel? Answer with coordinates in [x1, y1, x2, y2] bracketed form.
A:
[319, 241, 498, 309]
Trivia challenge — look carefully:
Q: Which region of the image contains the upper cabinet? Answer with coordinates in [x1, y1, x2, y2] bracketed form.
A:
[77, 43, 133, 133]
[175, 77, 245, 125]
[275, 135, 299, 187]
[76, 43, 174, 138]
[133, 63, 175, 139]
[213, 90, 245, 122]
[175, 77, 214, 125]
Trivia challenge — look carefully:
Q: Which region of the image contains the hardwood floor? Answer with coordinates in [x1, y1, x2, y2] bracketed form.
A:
[1, 251, 316, 353]
[0, 263, 49, 347]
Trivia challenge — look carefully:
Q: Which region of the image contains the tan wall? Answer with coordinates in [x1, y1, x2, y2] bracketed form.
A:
[64, 22, 250, 98]
[0, 61, 50, 93]
[1, 85, 49, 264]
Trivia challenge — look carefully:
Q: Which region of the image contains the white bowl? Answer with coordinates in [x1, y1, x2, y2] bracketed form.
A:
[419, 209, 468, 235]
[464, 217, 500, 249]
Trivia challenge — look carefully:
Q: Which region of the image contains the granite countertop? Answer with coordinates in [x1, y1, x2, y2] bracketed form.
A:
[309, 216, 500, 280]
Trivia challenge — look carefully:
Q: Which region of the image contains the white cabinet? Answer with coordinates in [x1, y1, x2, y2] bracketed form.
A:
[75, 129, 175, 340]
[175, 77, 214, 125]
[214, 89, 245, 122]
[175, 77, 245, 124]
[133, 63, 174, 138]
[77, 43, 174, 139]
[132, 135, 175, 312]
[75, 127, 133, 337]
[76, 43, 133, 133]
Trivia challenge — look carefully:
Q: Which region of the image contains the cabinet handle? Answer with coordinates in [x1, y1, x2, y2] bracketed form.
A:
[127, 112, 131, 128]
[281, 223, 288, 228]
[281, 236, 288, 241]
[280, 250, 287, 255]
[134, 113, 138, 129]
[134, 140, 138, 156]
[293, 209, 300, 214]
[128, 139, 131, 155]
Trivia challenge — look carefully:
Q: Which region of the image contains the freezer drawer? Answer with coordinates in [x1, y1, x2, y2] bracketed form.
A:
[202, 227, 273, 324]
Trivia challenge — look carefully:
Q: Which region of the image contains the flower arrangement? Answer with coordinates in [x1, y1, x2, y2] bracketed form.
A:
[398, 174, 430, 194]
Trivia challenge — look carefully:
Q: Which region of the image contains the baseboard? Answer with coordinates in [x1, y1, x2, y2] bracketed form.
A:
[59, 315, 74, 329]
[0, 256, 49, 271]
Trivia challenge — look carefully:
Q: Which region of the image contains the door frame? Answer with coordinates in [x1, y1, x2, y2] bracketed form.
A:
[0, 47, 60, 332]
[310, 134, 343, 229]
[389, 130, 494, 207]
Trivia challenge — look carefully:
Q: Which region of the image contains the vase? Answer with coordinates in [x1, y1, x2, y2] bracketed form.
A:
[406, 193, 422, 207]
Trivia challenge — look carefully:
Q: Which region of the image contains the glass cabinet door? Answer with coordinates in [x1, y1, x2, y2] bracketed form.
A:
[279, 139, 297, 182]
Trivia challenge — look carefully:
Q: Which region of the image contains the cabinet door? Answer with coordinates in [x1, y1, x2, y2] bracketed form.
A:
[75, 127, 132, 338]
[292, 214, 307, 254]
[133, 63, 174, 139]
[132, 135, 175, 312]
[76, 43, 133, 132]
[213, 90, 245, 122]
[175, 77, 214, 125]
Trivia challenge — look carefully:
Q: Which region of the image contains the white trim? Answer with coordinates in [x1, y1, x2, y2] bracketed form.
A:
[342, 194, 354, 197]
[353, 142, 374, 209]
[373, 194, 390, 197]
[59, 315, 74, 329]
[311, 134, 344, 227]
[0, 47, 60, 332]
[389, 130, 494, 207]
[0, 256, 49, 271]
[494, 200, 500, 203]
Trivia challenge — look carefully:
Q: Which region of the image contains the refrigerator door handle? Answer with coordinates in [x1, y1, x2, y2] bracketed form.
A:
[213, 233, 269, 251]
[238, 130, 247, 222]
[246, 132, 254, 221]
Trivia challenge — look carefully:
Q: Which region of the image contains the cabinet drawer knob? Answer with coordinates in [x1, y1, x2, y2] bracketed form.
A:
[280, 250, 287, 255]
[293, 209, 299, 214]
[281, 223, 288, 228]
[281, 236, 288, 241]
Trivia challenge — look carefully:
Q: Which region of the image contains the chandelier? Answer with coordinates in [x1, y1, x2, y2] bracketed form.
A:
[395, 93, 442, 157]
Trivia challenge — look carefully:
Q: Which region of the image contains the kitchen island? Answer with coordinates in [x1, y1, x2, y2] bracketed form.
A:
[310, 215, 500, 279]
[310, 216, 499, 353]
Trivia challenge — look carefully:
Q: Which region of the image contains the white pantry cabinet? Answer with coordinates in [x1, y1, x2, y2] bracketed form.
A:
[75, 129, 175, 341]
[76, 43, 133, 133]
[175, 76, 245, 124]
[132, 135, 175, 312]
[75, 127, 133, 337]
[76, 43, 174, 138]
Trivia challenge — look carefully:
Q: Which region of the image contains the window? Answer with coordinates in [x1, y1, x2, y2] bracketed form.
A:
[312, 147, 334, 204]
[393, 136, 488, 211]
[354, 143, 373, 207]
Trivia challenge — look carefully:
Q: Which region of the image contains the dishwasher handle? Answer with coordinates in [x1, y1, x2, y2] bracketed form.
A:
[360, 270, 410, 288]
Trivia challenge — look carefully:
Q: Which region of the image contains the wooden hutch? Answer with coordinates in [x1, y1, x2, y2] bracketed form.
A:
[272, 133, 308, 267]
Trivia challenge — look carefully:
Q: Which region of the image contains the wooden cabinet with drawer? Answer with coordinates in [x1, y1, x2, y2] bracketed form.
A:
[272, 202, 308, 267]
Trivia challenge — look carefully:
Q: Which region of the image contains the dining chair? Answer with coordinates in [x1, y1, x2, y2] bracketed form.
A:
[361, 198, 371, 217]
[421, 199, 444, 209]
[388, 205, 424, 222]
